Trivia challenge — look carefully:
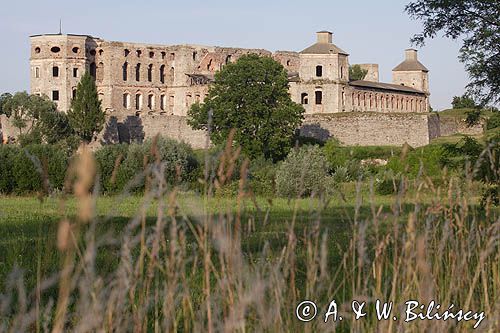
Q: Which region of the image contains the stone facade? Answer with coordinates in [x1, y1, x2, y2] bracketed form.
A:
[22, 30, 441, 147]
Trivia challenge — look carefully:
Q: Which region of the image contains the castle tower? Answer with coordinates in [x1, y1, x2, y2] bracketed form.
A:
[30, 34, 99, 112]
[296, 31, 349, 113]
[392, 49, 429, 94]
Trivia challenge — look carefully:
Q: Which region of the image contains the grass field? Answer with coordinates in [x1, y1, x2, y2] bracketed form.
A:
[0, 146, 498, 331]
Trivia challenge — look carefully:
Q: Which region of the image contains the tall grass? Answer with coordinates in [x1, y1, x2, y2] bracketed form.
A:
[0, 136, 499, 332]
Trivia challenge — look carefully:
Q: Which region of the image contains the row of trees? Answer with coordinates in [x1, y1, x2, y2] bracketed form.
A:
[1, 72, 105, 146]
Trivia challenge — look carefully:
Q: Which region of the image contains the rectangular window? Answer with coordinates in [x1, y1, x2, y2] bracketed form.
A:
[53, 66, 59, 77]
[52, 90, 59, 101]
[73, 68, 78, 78]
[315, 91, 322, 105]
[34, 67, 40, 78]
[316, 65, 323, 77]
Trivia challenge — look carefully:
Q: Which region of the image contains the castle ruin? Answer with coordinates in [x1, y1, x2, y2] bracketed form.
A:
[6, 31, 442, 147]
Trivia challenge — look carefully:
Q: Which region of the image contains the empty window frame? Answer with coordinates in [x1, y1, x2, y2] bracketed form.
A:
[301, 93, 308, 105]
[315, 91, 322, 105]
[123, 93, 131, 109]
[316, 65, 323, 77]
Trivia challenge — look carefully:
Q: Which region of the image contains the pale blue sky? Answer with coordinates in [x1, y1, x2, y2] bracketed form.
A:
[0, 0, 469, 109]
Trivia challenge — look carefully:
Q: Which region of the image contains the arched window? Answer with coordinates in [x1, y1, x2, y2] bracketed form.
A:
[207, 59, 213, 71]
[135, 63, 141, 81]
[193, 51, 197, 61]
[342, 90, 345, 107]
[147, 64, 153, 82]
[96, 62, 104, 82]
[124, 49, 130, 57]
[316, 65, 323, 77]
[286, 60, 291, 66]
[225, 55, 232, 64]
[135, 94, 142, 110]
[123, 93, 130, 109]
[159, 65, 165, 84]
[72, 89, 77, 100]
[340, 66, 344, 79]
[301, 93, 308, 105]
[148, 94, 154, 109]
[369, 94, 373, 108]
[89, 62, 96, 78]
[122, 62, 128, 81]
[195, 94, 201, 103]
[185, 93, 192, 107]
[315, 91, 322, 105]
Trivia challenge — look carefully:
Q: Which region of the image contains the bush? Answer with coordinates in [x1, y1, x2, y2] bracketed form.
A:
[111, 137, 198, 193]
[95, 144, 129, 193]
[0, 146, 17, 193]
[247, 158, 276, 197]
[386, 144, 443, 178]
[0, 145, 69, 194]
[486, 112, 500, 130]
[275, 145, 330, 197]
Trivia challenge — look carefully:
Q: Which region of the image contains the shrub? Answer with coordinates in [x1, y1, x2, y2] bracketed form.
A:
[0, 146, 17, 193]
[112, 136, 199, 193]
[9, 145, 68, 194]
[247, 158, 276, 197]
[486, 111, 500, 130]
[386, 144, 443, 178]
[95, 144, 129, 193]
[275, 145, 330, 197]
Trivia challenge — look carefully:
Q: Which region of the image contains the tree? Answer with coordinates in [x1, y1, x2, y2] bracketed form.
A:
[0, 93, 12, 115]
[452, 94, 476, 109]
[1, 92, 71, 144]
[188, 54, 304, 161]
[67, 72, 105, 143]
[406, 0, 500, 105]
[349, 65, 368, 81]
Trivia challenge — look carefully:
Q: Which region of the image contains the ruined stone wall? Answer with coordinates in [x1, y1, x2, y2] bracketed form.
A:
[438, 115, 484, 137]
[357, 64, 379, 82]
[300, 112, 437, 147]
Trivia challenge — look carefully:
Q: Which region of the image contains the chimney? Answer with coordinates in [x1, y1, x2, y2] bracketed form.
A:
[405, 49, 418, 61]
[317, 31, 332, 44]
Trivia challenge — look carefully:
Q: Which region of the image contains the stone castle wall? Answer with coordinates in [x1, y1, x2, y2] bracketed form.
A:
[438, 115, 484, 137]
[300, 112, 440, 147]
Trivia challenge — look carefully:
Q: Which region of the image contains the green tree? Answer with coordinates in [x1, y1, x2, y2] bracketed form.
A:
[188, 54, 304, 161]
[452, 94, 476, 109]
[406, 0, 500, 105]
[68, 72, 105, 143]
[349, 65, 368, 81]
[0, 93, 12, 115]
[1, 92, 71, 144]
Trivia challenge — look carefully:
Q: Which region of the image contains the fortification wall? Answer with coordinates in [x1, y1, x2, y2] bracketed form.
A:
[300, 112, 439, 147]
[438, 115, 484, 137]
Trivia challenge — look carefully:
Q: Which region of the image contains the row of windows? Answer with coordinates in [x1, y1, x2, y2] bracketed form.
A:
[351, 92, 425, 112]
[122, 92, 207, 111]
[301, 91, 323, 105]
[122, 63, 173, 84]
[33, 66, 80, 79]
[124, 49, 177, 61]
